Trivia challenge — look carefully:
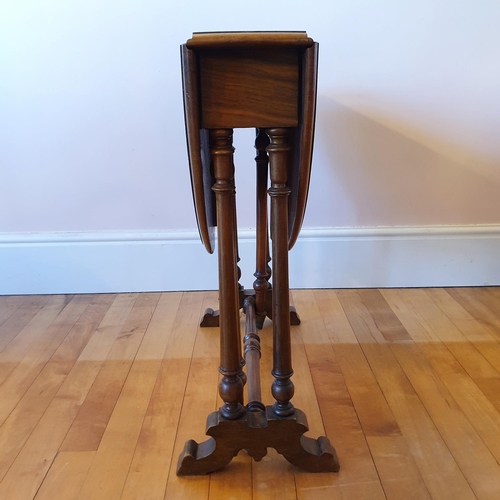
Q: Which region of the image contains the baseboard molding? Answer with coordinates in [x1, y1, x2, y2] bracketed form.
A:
[1, 225, 499, 295]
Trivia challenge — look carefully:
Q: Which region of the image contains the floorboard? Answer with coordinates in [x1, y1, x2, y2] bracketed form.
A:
[1, 288, 500, 499]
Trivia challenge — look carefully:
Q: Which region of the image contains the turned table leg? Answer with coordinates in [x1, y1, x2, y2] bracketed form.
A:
[210, 128, 245, 420]
[253, 128, 271, 329]
[267, 127, 294, 417]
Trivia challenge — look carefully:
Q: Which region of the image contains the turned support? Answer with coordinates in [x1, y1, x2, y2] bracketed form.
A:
[210, 128, 245, 420]
[267, 127, 294, 417]
[253, 129, 272, 329]
[243, 296, 265, 413]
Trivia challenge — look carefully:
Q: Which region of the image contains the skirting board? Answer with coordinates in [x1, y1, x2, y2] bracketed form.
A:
[0, 225, 499, 295]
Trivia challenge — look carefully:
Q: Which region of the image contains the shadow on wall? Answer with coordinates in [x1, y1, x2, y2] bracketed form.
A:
[308, 97, 500, 228]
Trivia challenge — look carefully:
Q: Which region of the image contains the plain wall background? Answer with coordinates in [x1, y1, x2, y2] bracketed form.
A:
[1, 0, 500, 235]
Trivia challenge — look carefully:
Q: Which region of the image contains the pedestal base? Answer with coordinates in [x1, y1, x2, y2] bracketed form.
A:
[177, 406, 339, 475]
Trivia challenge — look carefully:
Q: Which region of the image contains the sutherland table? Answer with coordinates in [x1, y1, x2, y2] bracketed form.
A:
[177, 31, 339, 475]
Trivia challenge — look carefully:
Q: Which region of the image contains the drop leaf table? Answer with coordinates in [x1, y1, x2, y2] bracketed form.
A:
[177, 31, 339, 475]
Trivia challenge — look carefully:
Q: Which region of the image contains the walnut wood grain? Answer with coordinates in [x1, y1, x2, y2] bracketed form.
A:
[180, 44, 215, 254]
[253, 128, 271, 328]
[287, 42, 319, 249]
[210, 129, 245, 420]
[199, 49, 299, 129]
[182, 36, 318, 251]
[177, 407, 339, 475]
[178, 32, 332, 477]
[243, 296, 265, 413]
[267, 128, 295, 417]
[186, 31, 314, 49]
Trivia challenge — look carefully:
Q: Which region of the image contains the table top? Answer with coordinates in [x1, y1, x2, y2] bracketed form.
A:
[186, 32, 314, 49]
[181, 33, 318, 254]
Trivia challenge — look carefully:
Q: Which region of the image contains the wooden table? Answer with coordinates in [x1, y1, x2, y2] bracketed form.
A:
[177, 31, 339, 475]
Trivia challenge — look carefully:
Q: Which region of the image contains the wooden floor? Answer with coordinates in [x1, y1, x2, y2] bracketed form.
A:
[1, 288, 500, 499]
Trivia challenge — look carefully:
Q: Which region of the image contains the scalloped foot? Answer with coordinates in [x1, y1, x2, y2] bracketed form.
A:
[200, 308, 220, 327]
[290, 306, 301, 325]
[200, 305, 300, 328]
[176, 406, 339, 475]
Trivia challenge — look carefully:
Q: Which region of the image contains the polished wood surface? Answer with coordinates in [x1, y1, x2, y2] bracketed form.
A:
[182, 33, 319, 252]
[267, 127, 295, 417]
[181, 44, 215, 254]
[186, 31, 314, 49]
[200, 49, 299, 129]
[287, 42, 319, 248]
[210, 128, 245, 420]
[180, 32, 325, 474]
[253, 128, 271, 328]
[1, 289, 500, 498]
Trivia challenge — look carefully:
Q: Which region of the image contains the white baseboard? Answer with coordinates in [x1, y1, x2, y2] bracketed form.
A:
[1, 225, 499, 295]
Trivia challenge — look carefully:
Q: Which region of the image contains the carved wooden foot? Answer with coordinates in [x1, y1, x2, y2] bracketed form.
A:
[200, 308, 219, 327]
[255, 312, 267, 330]
[200, 306, 300, 328]
[177, 406, 339, 475]
[290, 306, 301, 326]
